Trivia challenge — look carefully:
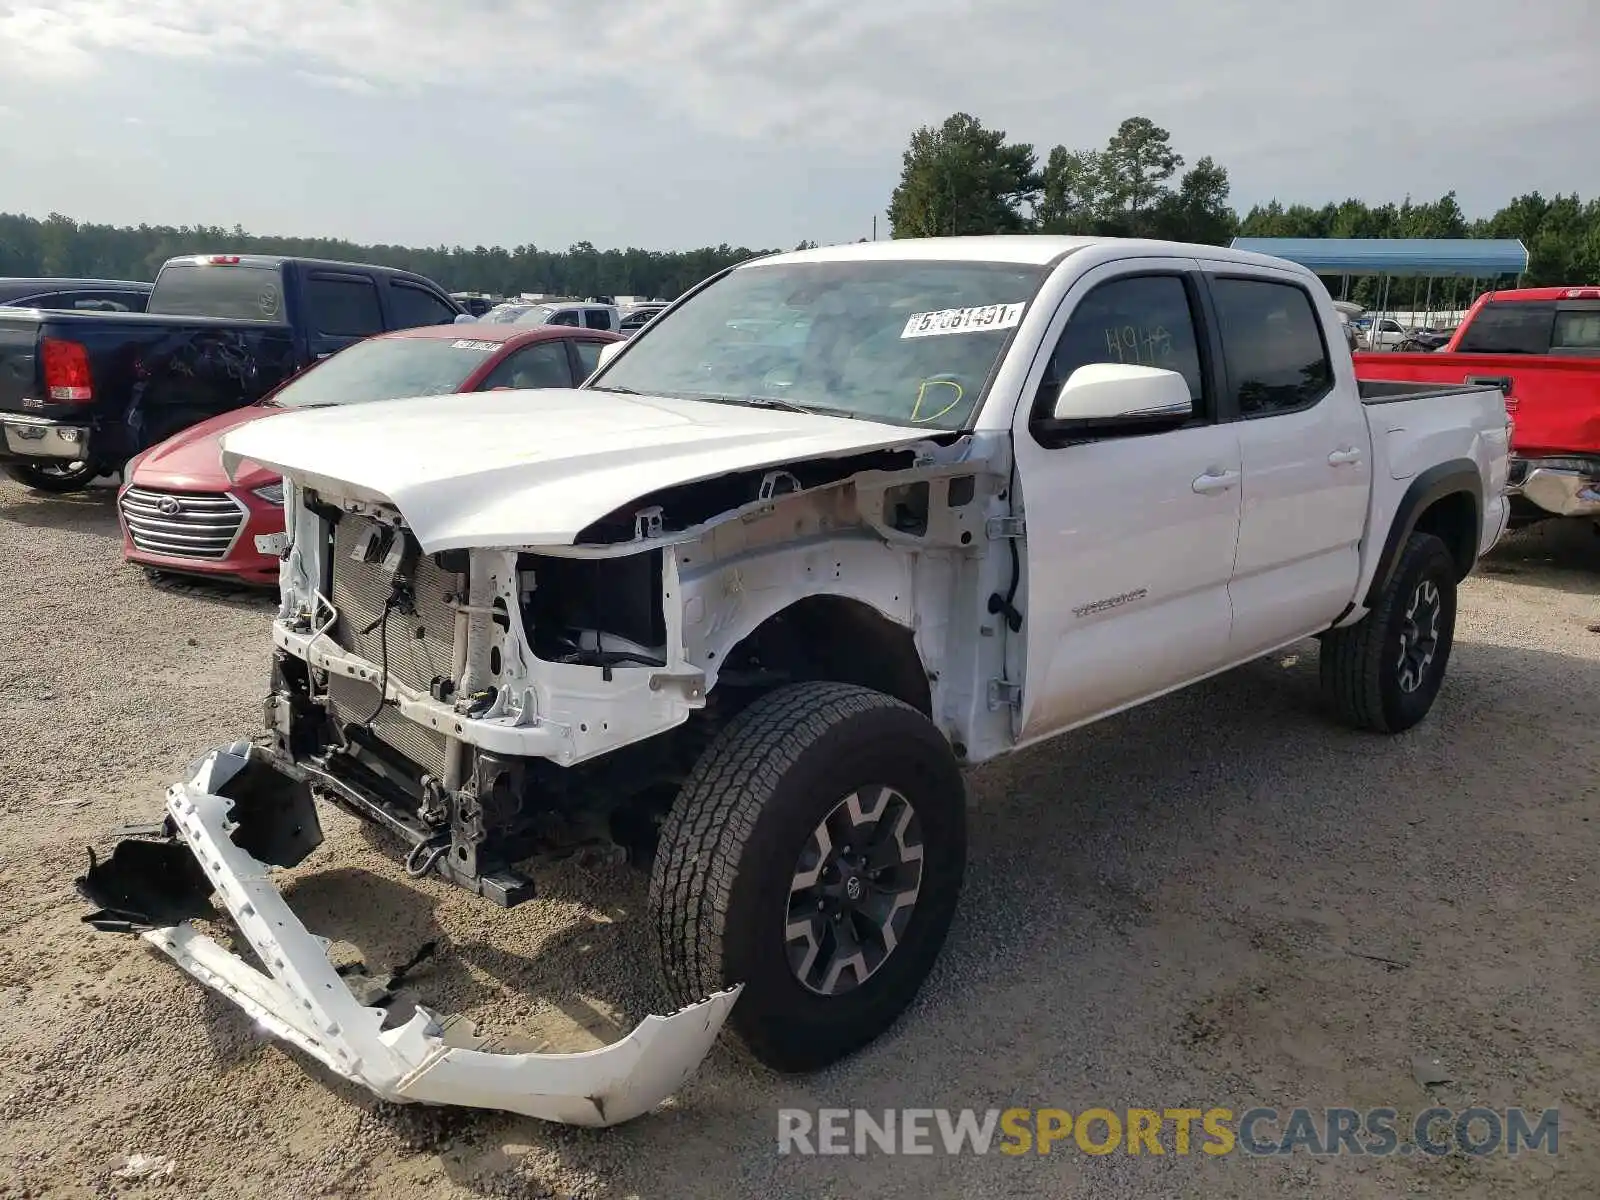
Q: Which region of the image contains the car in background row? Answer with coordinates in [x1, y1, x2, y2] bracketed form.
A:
[479, 300, 622, 332]
[0, 277, 153, 313]
[1353, 285, 1600, 527]
[619, 302, 669, 337]
[450, 292, 497, 317]
[0, 254, 462, 492]
[118, 322, 623, 585]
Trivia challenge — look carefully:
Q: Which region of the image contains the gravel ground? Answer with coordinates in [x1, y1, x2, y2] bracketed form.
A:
[1, 476, 1597, 1200]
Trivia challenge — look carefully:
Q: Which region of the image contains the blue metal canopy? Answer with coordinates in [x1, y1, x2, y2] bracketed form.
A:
[1229, 237, 1528, 278]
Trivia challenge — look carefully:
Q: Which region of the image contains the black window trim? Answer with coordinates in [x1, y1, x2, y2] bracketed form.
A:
[1027, 266, 1223, 451]
[1199, 271, 1336, 422]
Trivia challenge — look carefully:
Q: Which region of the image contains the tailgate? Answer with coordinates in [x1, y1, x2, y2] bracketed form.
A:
[0, 313, 42, 414]
[1354, 351, 1600, 457]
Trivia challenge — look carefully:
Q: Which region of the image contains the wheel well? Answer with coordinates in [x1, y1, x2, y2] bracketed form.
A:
[716, 595, 932, 716]
[1412, 490, 1478, 580]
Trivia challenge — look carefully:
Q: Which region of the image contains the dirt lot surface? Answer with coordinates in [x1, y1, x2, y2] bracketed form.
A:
[1, 477, 1597, 1200]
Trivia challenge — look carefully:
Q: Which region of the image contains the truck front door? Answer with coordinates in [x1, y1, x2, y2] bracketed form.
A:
[303, 272, 386, 361]
[1009, 261, 1243, 743]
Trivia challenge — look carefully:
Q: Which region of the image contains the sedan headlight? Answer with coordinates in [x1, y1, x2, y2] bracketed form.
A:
[252, 482, 285, 505]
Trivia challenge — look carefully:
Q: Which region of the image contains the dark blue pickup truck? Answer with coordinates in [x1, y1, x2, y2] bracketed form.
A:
[0, 254, 463, 492]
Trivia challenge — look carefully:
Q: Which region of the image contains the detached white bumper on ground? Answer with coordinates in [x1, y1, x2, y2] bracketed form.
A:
[123, 744, 742, 1127]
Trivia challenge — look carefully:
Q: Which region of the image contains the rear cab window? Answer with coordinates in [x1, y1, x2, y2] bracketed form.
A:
[1551, 305, 1600, 354]
[583, 308, 614, 331]
[1455, 301, 1556, 354]
[147, 260, 287, 322]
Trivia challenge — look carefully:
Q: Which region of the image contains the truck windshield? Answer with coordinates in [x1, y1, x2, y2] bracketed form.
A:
[590, 259, 1048, 429]
[266, 336, 500, 408]
[148, 262, 288, 322]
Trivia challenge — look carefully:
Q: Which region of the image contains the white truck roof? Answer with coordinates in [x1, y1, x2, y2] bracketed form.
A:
[753, 234, 1312, 273]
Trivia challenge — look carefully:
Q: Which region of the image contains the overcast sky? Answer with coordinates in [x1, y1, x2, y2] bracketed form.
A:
[2, 1, 1596, 252]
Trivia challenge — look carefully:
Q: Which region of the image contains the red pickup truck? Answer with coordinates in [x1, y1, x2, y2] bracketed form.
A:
[1353, 286, 1600, 527]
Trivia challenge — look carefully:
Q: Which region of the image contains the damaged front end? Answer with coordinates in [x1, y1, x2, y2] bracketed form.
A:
[75, 742, 740, 1127]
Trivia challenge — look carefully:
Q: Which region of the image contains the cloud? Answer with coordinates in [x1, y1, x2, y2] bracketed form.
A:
[0, 0, 1596, 217]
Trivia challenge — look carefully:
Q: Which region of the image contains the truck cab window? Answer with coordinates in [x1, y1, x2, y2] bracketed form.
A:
[548, 309, 581, 327]
[389, 282, 459, 329]
[1209, 278, 1333, 417]
[583, 308, 614, 331]
[307, 276, 383, 338]
[1550, 309, 1600, 353]
[1037, 274, 1206, 422]
[1454, 301, 1555, 355]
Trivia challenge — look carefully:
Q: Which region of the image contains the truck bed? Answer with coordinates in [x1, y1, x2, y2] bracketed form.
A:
[1355, 351, 1600, 457]
[1357, 379, 1507, 406]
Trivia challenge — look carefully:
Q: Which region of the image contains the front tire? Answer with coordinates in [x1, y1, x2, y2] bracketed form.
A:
[3, 460, 102, 493]
[1321, 531, 1458, 733]
[648, 681, 966, 1072]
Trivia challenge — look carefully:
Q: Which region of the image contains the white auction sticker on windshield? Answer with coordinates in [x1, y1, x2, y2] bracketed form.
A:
[451, 339, 501, 352]
[901, 303, 1025, 339]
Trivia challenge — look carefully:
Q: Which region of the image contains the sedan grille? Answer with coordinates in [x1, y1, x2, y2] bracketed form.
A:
[120, 486, 246, 561]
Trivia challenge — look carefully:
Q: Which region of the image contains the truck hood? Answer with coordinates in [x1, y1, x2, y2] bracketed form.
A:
[218, 387, 934, 551]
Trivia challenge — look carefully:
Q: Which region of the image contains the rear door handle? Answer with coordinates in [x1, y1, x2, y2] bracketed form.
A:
[1192, 468, 1240, 494]
[1328, 447, 1363, 466]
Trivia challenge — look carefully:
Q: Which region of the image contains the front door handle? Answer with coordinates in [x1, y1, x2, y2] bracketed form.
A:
[1192, 468, 1240, 495]
[1328, 447, 1363, 466]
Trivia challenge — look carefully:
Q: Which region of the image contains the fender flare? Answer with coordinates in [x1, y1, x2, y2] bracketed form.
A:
[1363, 459, 1483, 608]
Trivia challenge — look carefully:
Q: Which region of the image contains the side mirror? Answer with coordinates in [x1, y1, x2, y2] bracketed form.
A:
[597, 341, 625, 369]
[1051, 363, 1193, 427]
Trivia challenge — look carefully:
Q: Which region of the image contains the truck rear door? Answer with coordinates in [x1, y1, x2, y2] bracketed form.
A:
[1198, 265, 1371, 653]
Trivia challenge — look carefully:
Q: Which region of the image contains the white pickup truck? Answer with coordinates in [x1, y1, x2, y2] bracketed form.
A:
[78, 235, 1511, 1127]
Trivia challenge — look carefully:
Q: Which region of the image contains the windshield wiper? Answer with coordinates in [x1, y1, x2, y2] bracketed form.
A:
[717, 394, 813, 415]
[588, 384, 644, 395]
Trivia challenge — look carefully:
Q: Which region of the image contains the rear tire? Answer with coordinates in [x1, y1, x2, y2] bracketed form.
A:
[648, 681, 966, 1072]
[1321, 532, 1458, 733]
[4, 460, 101, 493]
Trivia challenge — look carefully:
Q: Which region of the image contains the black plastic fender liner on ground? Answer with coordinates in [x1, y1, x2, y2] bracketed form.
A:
[76, 743, 325, 933]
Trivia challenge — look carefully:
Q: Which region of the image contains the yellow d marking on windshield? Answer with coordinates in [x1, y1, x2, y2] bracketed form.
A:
[911, 379, 963, 423]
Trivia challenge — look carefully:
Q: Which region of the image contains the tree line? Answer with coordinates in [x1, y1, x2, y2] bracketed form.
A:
[887, 112, 1600, 294]
[0, 211, 783, 299]
[4, 113, 1596, 302]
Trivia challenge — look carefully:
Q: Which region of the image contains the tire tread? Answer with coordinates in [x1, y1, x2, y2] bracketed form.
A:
[1321, 531, 1455, 733]
[648, 681, 917, 1007]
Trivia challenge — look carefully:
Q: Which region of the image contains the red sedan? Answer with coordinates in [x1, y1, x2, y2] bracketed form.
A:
[118, 323, 622, 585]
